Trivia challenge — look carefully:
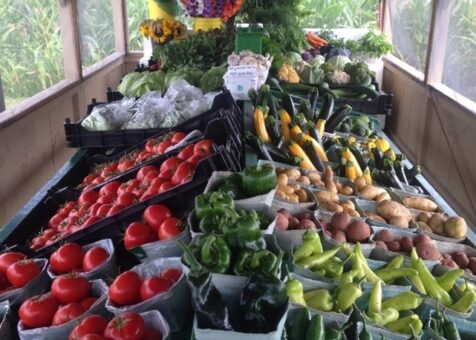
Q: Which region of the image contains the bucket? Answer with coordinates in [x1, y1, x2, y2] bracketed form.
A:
[193, 17, 223, 32]
[148, 0, 177, 20]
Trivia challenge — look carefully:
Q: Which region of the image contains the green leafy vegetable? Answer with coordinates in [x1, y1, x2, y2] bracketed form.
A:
[200, 65, 226, 93]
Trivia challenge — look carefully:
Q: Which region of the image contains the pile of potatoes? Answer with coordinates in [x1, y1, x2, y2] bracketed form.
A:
[276, 170, 312, 204]
[320, 212, 371, 244]
[402, 196, 439, 212]
[364, 200, 413, 229]
[354, 176, 391, 202]
[415, 212, 467, 239]
[440, 252, 476, 276]
[314, 190, 360, 217]
[374, 230, 440, 260]
[274, 208, 317, 231]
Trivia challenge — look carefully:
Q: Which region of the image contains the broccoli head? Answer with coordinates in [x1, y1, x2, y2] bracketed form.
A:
[344, 60, 375, 85]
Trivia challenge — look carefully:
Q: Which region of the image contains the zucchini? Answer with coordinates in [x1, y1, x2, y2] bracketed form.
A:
[394, 160, 409, 185]
[326, 144, 341, 164]
[280, 83, 313, 96]
[382, 157, 394, 171]
[268, 77, 283, 92]
[323, 136, 340, 150]
[318, 93, 335, 120]
[303, 141, 325, 171]
[405, 165, 421, 183]
[371, 147, 382, 169]
[248, 88, 258, 107]
[385, 170, 404, 190]
[256, 84, 270, 107]
[299, 99, 313, 121]
[244, 131, 260, 152]
[309, 87, 319, 121]
[267, 93, 278, 117]
[265, 116, 281, 143]
[275, 136, 285, 150]
[257, 137, 273, 161]
[348, 143, 367, 170]
[325, 104, 352, 133]
[329, 84, 380, 100]
[306, 122, 323, 146]
[281, 93, 296, 117]
[266, 143, 292, 164]
[294, 113, 309, 133]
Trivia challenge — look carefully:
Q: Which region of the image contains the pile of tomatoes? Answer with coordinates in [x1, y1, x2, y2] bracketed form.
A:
[109, 268, 181, 307]
[0, 252, 41, 293]
[30, 139, 214, 250]
[19, 274, 98, 328]
[69, 312, 162, 340]
[79, 131, 193, 189]
[124, 204, 181, 250]
[49, 242, 109, 275]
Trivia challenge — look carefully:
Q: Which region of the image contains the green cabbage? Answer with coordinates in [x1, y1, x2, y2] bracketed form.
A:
[308, 55, 325, 68]
[282, 52, 302, 66]
[165, 67, 204, 88]
[325, 56, 351, 71]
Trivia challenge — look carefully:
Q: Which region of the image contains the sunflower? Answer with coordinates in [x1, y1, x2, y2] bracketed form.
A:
[139, 20, 152, 37]
[173, 24, 187, 40]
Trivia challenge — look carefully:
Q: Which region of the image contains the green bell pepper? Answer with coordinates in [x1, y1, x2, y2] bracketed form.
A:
[233, 249, 282, 277]
[241, 165, 277, 197]
[195, 191, 234, 220]
[218, 173, 245, 199]
[223, 210, 266, 251]
[180, 234, 231, 274]
[198, 207, 240, 234]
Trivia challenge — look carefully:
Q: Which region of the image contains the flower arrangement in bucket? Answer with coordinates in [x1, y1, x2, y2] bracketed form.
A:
[139, 18, 187, 44]
[177, 0, 243, 31]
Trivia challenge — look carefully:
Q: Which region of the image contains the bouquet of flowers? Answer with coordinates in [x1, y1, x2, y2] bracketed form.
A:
[139, 18, 187, 44]
[177, 0, 243, 22]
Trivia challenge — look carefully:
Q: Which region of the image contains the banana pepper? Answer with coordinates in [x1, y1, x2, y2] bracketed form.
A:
[436, 269, 465, 292]
[385, 314, 423, 335]
[293, 230, 323, 262]
[381, 291, 423, 311]
[304, 289, 334, 312]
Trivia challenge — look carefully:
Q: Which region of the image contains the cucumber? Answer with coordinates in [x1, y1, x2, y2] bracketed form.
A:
[318, 93, 334, 120]
[325, 104, 353, 133]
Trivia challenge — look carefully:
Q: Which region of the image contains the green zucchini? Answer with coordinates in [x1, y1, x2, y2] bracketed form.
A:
[323, 136, 341, 150]
[385, 170, 404, 190]
[268, 77, 283, 92]
[281, 93, 296, 117]
[371, 147, 382, 169]
[265, 116, 281, 142]
[309, 87, 319, 121]
[280, 83, 313, 96]
[306, 122, 323, 146]
[256, 137, 273, 161]
[349, 143, 367, 170]
[248, 88, 258, 107]
[257, 84, 270, 107]
[318, 93, 334, 120]
[267, 93, 278, 117]
[325, 104, 353, 133]
[326, 144, 341, 164]
[394, 160, 409, 185]
[303, 141, 325, 171]
[299, 99, 313, 121]
[330, 84, 379, 100]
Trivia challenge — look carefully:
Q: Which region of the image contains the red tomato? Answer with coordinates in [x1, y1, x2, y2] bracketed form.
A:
[131, 186, 147, 199]
[147, 178, 166, 194]
[194, 139, 214, 157]
[50, 243, 84, 274]
[140, 277, 173, 301]
[155, 140, 173, 155]
[82, 247, 109, 272]
[82, 215, 102, 227]
[59, 202, 77, 216]
[96, 204, 112, 217]
[139, 193, 155, 202]
[52, 302, 85, 326]
[171, 132, 186, 144]
[19, 294, 59, 328]
[186, 154, 203, 166]
[141, 171, 160, 185]
[116, 192, 137, 207]
[104, 312, 146, 340]
[171, 162, 194, 185]
[88, 202, 103, 216]
[83, 174, 97, 186]
[106, 204, 126, 217]
[177, 144, 195, 160]
[137, 151, 152, 163]
[159, 157, 182, 173]
[80, 296, 98, 310]
[124, 222, 154, 250]
[69, 314, 108, 340]
[100, 164, 117, 179]
[0, 252, 26, 275]
[51, 275, 91, 304]
[91, 177, 103, 185]
[7, 260, 41, 288]
[158, 218, 181, 241]
[161, 268, 182, 283]
[48, 213, 67, 229]
[78, 334, 105, 340]
[145, 327, 162, 340]
[96, 193, 115, 205]
[78, 191, 99, 206]
[108, 271, 142, 306]
[158, 169, 174, 181]
[117, 159, 134, 173]
[136, 165, 159, 182]
[143, 205, 172, 232]
[145, 140, 157, 153]
[99, 181, 121, 197]
[158, 181, 175, 194]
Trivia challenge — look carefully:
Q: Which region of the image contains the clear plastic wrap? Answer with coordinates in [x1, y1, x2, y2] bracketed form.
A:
[122, 92, 172, 130]
[81, 96, 137, 131]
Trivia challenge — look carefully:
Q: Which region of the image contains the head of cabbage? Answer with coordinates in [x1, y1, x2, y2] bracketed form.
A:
[325, 55, 351, 71]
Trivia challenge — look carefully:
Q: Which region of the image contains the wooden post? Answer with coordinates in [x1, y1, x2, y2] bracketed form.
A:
[424, 0, 451, 84]
[57, 0, 82, 80]
[112, 0, 128, 54]
[0, 73, 5, 112]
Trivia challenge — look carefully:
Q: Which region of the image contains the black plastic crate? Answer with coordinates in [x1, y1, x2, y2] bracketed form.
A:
[334, 91, 393, 116]
[64, 90, 243, 148]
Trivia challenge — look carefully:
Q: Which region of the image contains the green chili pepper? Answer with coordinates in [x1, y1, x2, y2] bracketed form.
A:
[381, 291, 423, 311]
[305, 289, 334, 312]
[233, 249, 281, 277]
[297, 246, 342, 270]
[437, 269, 465, 292]
[442, 319, 461, 340]
[288, 307, 311, 340]
[449, 289, 476, 313]
[385, 255, 404, 270]
[375, 267, 418, 284]
[365, 308, 399, 327]
[179, 235, 231, 274]
[241, 165, 277, 197]
[218, 173, 245, 199]
[385, 315, 422, 335]
[336, 282, 362, 313]
[223, 211, 266, 251]
[286, 275, 306, 306]
[324, 324, 350, 340]
[195, 191, 234, 220]
[306, 313, 325, 340]
[359, 319, 373, 340]
[294, 231, 323, 262]
[414, 258, 453, 306]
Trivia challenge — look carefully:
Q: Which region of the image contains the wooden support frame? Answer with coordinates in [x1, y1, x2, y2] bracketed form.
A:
[112, 0, 129, 54]
[0, 74, 5, 112]
[58, 0, 82, 81]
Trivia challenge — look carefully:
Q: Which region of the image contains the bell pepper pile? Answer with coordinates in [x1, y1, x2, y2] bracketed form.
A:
[286, 308, 349, 340]
[216, 165, 277, 199]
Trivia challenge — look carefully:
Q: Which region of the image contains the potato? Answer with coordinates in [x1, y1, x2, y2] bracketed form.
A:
[285, 168, 301, 181]
[277, 208, 290, 219]
[376, 192, 391, 203]
[375, 230, 394, 243]
[288, 217, 300, 229]
[377, 200, 412, 223]
[340, 186, 354, 196]
[416, 221, 432, 232]
[287, 194, 300, 203]
[359, 185, 382, 200]
[388, 216, 410, 228]
[387, 241, 401, 252]
[444, 217, 467, 239]
[275, 213, 289, 231]
[320, 201, 344, 213]
[308, 172, 324, 187]
[416, 212, 432, 224]
[441, 258, 459, 269]
[464, 268, 473, 275]
[278, 185, 294, 196]
[315, 191, 338, 203]
[366, 212, 386, 223]
[331, 212, 351, 231]
[468, 258, 476, 275]
[295, 189, 309, 202]
[375, 241, 388, 250]
[288, 183, 301, 191]
[347, 209, 361, 218]
[354, 176, 367, 190]
[297, 219, 316, 230]
[341, 200, 355, 210]
[400, 236, 414, 253]
[454, 252, 469, 268]
[335, 181, 343, 191]
[276, 190, 288, 200]
[416, 243, 441, 261]
[298, 176, 311, 186]
[297, 212, 313, 220]
[403, 197, 438, 212]
[428, 214, 445, 234]
[324, 230, 333, 237]
[346, 220, 371, 243]
[332, 230, 347, 243]
[277, 173, 288, 187]
[413, 235, 433, 246]
[442, 254, 453, 260]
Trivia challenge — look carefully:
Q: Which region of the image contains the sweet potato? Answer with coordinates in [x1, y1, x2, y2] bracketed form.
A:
[387, 241, 401, 252]
[332, 230, 347, 243]
[403, 197, 438, 212]
[375, 241, 388, 250]
[277, 208, 290, 218]
[413, 235, 433, 246]
[454, 251, 469, 268]
[297, 219, 316, 230]
[468, 257, 476, 275]
[346, 220, 371, 243]
[441, 258, 458, 269]
[400, 236, 413, 253]
[275, 213, 289, 231]
[377, 200, 412, 223]
[288, 217, 300, 229]
[444, 217, 467, 239]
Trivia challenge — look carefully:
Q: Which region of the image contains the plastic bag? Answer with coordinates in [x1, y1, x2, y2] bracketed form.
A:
[122, 92, 171, 130]
[81, 96, 136, 131]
